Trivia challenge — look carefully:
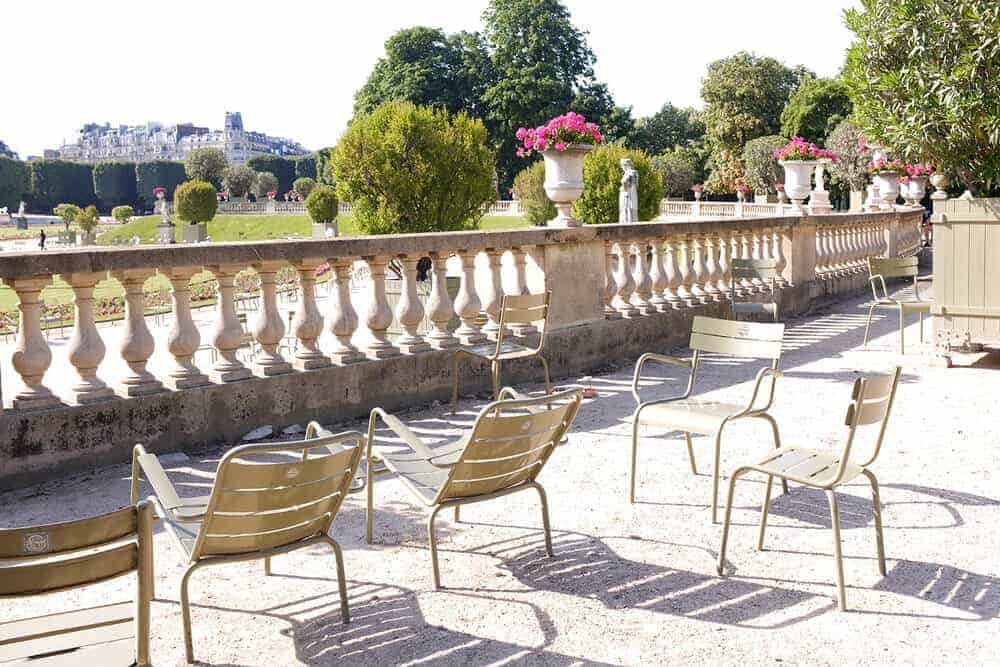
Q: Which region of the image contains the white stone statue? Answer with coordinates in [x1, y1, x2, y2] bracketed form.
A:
[619, 158, 639, 223]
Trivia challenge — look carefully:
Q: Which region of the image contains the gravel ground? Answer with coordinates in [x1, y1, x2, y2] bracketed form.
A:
[2, 282, 998, 666]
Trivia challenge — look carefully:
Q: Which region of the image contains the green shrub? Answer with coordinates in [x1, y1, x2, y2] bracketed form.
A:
[184, 148, 228, 187]
[28, 159, 94, 212]
[0, 156, 29, 211]
[305, 184, 338, 223]
[174, 180, 218, 224]
[295, 155, 317, 180]
[93, 161, 137, 209]
[254, 172, 278, 198]
[222, 164, 257, 197]
[574, 145, 661, 224]
[75, 204, 100, 233]
[247, 156, 296, 193]
[741, 135, 787, 195]
[652, 149, 699, 197]
[333, 100, 494, 234]
[111, 205, 135, 224]
[315, 147, 336, 186]
[293, 177, 316, 198]
[136, 160, 185, 204]
[512, 161, 555, 225]
[53, 203, 81, 229]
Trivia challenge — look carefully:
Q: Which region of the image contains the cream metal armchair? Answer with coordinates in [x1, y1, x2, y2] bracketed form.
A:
[451, 292, 552, 413]
[630, 316, 787, 522]
[130, 425, 364, 664]
[730, 258, 780, 321]
[0, 503, 154, 666]
[863, 256, 930, 354]
[366, 386, 583, 589]
[716, 367, 902, 611]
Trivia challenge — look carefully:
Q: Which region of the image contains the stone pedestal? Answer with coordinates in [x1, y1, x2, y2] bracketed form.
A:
[525, 236, 606, 328]
[182, 224, 207, 244]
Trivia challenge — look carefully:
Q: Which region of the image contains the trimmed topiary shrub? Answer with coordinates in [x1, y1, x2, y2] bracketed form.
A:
[333, 100, 494, 235]
[93, 161, 137, 209]
[574, 144, 661, 224]
[222, 164, 257, 198]
[54, 203, 81, 230]
[174, 180, 218, 224]
[305, 184, 338, 223]
[0, 156, 29, 211]
[111, 205, 134, 224]
[254, 172, 278, 198]
[293, 177, 316, 198]
[136, 160, 186, 203]
[295, 155, 317, 180]
[28, 159, 95, 212]
[247, 155, 296, 193]
[512, 161, 555, 225]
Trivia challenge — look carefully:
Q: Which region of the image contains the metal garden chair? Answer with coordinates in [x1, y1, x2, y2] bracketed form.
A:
[716, 367, 901, 611]
[367, 386, 583, 589]
[730, 258, 780, 321]
[130, 425, 364, 664]
[451, 292, 552, 413]
[0, 502, 154, 666]
[630, 315, 787, 522]
[864, 256, 930, 354]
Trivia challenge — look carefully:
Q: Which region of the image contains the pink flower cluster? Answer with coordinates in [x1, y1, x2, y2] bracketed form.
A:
[867, 155, 908, 175]
[152, 186, 166, 196]
[515, 112, 603, 158]
[773, 136, 839, 162]
[691, 184, 704, 192]
[734, 184, 750, 193]
[775, 183, 785, 190]
[906, 163, 934, 177]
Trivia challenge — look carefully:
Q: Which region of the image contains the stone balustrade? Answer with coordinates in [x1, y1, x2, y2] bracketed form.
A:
[0, 209, 922, 486]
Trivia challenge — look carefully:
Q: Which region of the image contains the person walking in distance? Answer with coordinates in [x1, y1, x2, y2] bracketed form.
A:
[38, 228, 46, 251]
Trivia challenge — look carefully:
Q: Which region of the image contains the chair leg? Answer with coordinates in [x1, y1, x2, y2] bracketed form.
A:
[757, 474, 774, 551]
[716, 468, 747, 575]
[324, 537, 351, 623]
[629, 416, 641, 503]
[450, 352, 461, 414]
[491, 360, 501, 401]
[863, 304, 876, 348]
[366, 456, 375, 544]
[180, 563, 200, 664]
[427, 505, 445, 589]
[862, 469, 887, 576]
[684, 432, 698, 475]
[711, 431, 724, 524]
[539, 354, 551, 395]
[898, 307, 905, 354]
[531, 482, 555, 557]
[825, 489, 848, 611]
[264, 556, 272, 576]
[919, 311, 924, 343]
[454, 506, 461, 522]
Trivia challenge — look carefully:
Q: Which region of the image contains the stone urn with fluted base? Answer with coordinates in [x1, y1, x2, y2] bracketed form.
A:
[779, 161, 817, 214]
[873, 172, 900, 210]
[543, 144, 593, 227]
[904, 176, 928, 206]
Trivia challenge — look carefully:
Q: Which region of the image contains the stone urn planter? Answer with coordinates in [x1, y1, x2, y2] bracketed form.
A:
[779, 160, 817, 213]
[182, 223, 208, 244]
[904, 176, 928, 206]
[872, 171, 900, 210]
[929, 173, 950, 199]
[312, 222, 339, 239]
[542, 144, 593, 227]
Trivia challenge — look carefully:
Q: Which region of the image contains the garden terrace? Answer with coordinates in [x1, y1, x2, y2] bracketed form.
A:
[0, 209, 921, 486]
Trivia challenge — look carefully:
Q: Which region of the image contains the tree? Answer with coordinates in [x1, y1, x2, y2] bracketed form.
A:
[652, 149, 699, 197]
[574, 144, 662, 224]
[136, 160, 186, 203]
[634, 103, 704, 155]
[222, 164, 257, 198]
[741, 135, 787, 195]
[305, 184, 338, 223]
[703, 149, 746, 194]
[512, 161, 555, 225]
[75, 204, 100, 234]
[315, 147, 336, 186]
[28, 159, 95, 212]
[111, 205, 134, 224]
[293, 177, 316, 198]
[184, 148, 228, 187]
[570, 82, 636, 145]
[333, 101, 494, 234]
[780, 77, 853, 145]
[246, 155, 296, 193]
[294, 155, 317, 180]
[0, 156, 29, 211]
[174, 180, 218, 224]
[254, 172, 278, 198]
[92, 161, 137, 209]
[0, 141, 16, 159]
[53, 203, 81, 230]
[826, 119, 870, 192]
[843, 0, 1000, 194]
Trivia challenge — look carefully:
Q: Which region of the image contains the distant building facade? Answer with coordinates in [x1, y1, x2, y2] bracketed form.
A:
[52, 112, 307, 164]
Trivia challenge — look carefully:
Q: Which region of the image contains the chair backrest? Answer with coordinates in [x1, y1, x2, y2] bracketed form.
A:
[436, 387, 582, 502]
[731, 258, 779, 283]
[193, 431, 364, 559]
[496, 291, 551, 352]
[832, 367, 902, 481]
[868, 256, 918, 279]
[689, 315, 784, 362]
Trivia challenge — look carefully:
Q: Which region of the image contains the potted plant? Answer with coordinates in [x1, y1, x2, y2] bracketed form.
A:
[774, 136, 839, 213]
[174, 179, 217, 243]
[866, 153, 907, 209]
[53, 203, 80, 245]
[306, 184, 339, 238]
[902, 163, 933, 205]
[691, 184, 704, 201]
[74, 204, 100, 245]
[734, 184, 749, 202]
[516, 112, 603, 227]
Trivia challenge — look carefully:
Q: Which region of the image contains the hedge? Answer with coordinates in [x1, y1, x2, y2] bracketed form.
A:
[28, 159, 95, 212]
[247, 155, 296, 193]
[136, 161, 186, 206]
[93, 161, 138, 210]
[294, 154, 317, 180]
[0, 157, 29, 211]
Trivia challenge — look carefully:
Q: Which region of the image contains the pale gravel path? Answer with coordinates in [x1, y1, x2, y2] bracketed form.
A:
[2, 282, 998, 666]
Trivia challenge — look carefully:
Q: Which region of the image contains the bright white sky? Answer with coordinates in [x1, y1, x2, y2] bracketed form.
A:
[2, 0, 859, 158]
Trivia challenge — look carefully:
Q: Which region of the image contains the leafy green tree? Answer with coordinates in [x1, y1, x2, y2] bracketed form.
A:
[293, 177, 316, 198]
[75, 204, 100, 234]
[93, 161, 137, 209]
[174, 180, 218, 224]
[574, 144, 661, 224]
[315, 147, 336, 186]
[652, 149, 699, 197]
[111, 205, 134, 224]
[634, 104, 704, 155]
[254, 172, 278, 198]
[512, 161, 555, 225]
[0, 141, 16, 159]
[741, 135, 787, 195]
[0, 156, 29, 210]
[570, 82, 636, 145]
[28, 159, 95, 211]
[780, 77, 853, 144]
[305, 184, 338, 223]
[136, 160, 185, 203]
[844, 0, 1000, 193]
[333, 101, 494, 234]
[704, 149, 746, 194]
[222, 164, 257, 198]
[294, 155, 317, 180]
[246, 155, 296, 193]
[184, 148, 228, 188]
[826, 119, 870, 193]
[53, 203, 81, 230]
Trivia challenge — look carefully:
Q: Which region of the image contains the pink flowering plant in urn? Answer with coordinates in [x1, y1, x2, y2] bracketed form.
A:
[517, 112, 604, 227]
[773, 136, 839, 213]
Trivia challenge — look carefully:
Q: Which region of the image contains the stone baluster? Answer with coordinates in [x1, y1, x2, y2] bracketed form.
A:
[288, 261, 330, 369]
[8, 277, 60, 410]
[480, 248, 508, 338]
[326, 257, 364, 363]
[822, 226, 836, 276]
[207, 265, 253, 382]
[738, 230, 754, 294]
[689, 236, 708, 303]
[604, 243, 622, 320]
[760, 228, 774, 289]
[395, 255, 431, 354]
[647, 239, 669, 312]
[162, 267, 209, 389]
[749, 229, 766, 292]
[676, 237, 695, 306]
[631, 243, 654, 314]
[773, 226, 789, 286]
[834, 226, 849, 274]
[847, 225, 861, 272]
[361, 256, 400, 358]
[815, 227, 828, 276]
[662, 237, 682, 309]
[702, 233, 721, 301]
[114, 269, 163, 395]
[251, 261, 292, 376]
[510, 247, 538, 335]
[716, 232, 732, 297]
[614, 243, 639, 317]
[453, 249, 487, 344]
[65, 272, 114, 404]
[425, 252, 460, 348]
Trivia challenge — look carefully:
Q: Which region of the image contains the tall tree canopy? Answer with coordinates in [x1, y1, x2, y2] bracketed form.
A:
[633, 103, 704, 155]
[0, 141, 17, 159]
[780, 77, 853, 145]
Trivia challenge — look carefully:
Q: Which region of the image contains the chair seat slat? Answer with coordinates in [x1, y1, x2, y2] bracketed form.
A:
[0, 602, 133, 661]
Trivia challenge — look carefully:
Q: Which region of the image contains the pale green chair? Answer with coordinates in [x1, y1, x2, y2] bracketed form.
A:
[864, 256, 930, 353]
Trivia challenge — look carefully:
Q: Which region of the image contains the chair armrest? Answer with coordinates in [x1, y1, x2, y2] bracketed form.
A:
[498, 386, 532, 402]
[632, 353, 693, 404]
[367, 408, 436, 460]
[735, 367, 784, 417]
[130, 444, 184, 514]
[304, 421, 333, 439]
